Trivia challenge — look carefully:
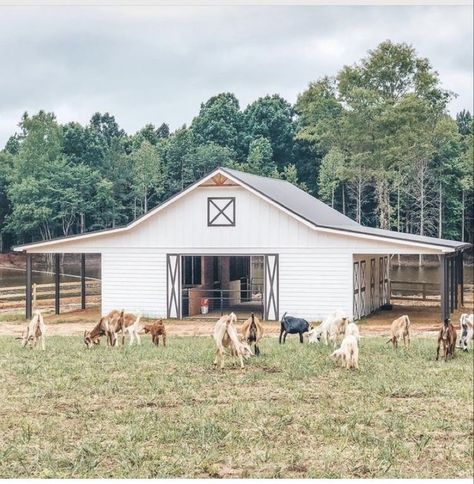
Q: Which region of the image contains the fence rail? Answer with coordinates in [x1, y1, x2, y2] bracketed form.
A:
[0, 280, 101, 302]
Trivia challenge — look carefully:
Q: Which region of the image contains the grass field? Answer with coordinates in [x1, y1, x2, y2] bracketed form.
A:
[0, 334, 472, 478]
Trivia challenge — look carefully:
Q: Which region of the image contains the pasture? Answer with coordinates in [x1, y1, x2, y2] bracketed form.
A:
[0, 334, 472, 478]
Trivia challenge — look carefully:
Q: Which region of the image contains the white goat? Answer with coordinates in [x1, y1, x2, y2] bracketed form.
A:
[213, 312, 253, 369]
[313, 310, 350, 347]
[329, 334, 359, 370]
[20, 310, 46, 350]
[458, 313, 474, 351]
[345, 322, 360, 343]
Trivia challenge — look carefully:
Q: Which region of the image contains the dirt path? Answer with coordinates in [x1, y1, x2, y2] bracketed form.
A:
[2, 304, 470, 338]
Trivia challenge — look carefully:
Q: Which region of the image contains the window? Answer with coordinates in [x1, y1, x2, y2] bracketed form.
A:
[182, 256, 202, 286]
[207, 197, 235, 226]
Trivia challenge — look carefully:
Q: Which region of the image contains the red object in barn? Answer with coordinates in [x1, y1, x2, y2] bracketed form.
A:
[200, 298, 209, 315]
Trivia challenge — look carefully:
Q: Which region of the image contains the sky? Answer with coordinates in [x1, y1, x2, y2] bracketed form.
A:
[0, 5, 472, 146]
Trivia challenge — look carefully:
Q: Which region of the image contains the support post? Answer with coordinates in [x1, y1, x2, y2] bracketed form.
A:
[450, 255, 455, 314]
[80, 253, 86, 310]
[459, 251, 464, 307]
[454, 253, 459, 309]
[25, 253, 32, 319]
[55, 253, 60, 315]
[440, 254, 448, 321]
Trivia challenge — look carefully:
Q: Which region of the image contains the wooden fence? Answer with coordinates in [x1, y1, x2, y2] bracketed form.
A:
[0, 280, 101, 303]
[391, 280, 473, 302]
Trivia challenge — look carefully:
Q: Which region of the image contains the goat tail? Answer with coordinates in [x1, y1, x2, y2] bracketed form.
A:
[251, 313, 255, 324]
[404, 315, 411, 328]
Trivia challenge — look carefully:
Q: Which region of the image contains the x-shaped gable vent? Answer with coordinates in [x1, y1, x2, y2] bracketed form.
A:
[208, 197, 235, 226]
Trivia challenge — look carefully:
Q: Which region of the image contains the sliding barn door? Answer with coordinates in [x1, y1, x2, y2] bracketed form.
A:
[264, 254, 279, 321]
[167, 254, 181, 319]
[353, 261, 361, 320]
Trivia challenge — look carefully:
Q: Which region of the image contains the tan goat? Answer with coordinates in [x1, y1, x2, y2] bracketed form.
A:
[213, 312, 253, 369]
[387, 315, 411, 349]
[20, 310, 46, 350]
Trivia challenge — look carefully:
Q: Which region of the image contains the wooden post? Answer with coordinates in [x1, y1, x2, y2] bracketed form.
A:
[440, 254, 448, 321]
[25, 253, 32, 320]
[450, 255, 455, 314]
[460, 251, 464, 307]
[55, 253, 60, 315]
[80, 253, 86, 310]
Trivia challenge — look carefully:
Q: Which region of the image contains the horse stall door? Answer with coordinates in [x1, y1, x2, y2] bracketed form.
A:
[370, 258, 376, 313]
[167, 254, 181, 318]
[353, 261, 361, 321]
[360, 260, 367, 317]
[264, 254, 279, 321]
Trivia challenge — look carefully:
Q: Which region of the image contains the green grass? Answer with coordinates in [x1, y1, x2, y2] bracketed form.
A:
[0, 335, 472, 478]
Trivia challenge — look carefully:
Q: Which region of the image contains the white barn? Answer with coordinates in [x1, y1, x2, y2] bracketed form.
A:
[14, 167, 470, 322]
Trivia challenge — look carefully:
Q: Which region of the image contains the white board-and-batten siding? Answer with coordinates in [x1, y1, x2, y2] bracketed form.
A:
[22, 184, 445, 320]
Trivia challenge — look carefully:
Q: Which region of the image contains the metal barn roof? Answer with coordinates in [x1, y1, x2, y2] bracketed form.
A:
[221, 167, 470, 250]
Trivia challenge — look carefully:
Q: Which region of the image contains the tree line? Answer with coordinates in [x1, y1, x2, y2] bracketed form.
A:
[0, 41, 472, 251]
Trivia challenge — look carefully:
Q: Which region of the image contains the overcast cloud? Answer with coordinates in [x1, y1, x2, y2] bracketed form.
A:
[0, 5, 472, 146]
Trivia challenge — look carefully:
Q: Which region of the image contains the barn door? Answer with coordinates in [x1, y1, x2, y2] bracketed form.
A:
[360, 260, 367, 317]
[370, 258, 376, 312]
[353, 261, 361, 320]
[264, 254, 279, 321]
[167, 254, 181, 319]
[383, 255, 390, 305]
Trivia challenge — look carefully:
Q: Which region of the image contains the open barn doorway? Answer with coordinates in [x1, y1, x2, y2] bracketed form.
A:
[181, 255, 265, 320]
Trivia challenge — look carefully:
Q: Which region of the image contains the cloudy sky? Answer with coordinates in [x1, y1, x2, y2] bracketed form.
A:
[0, 5, 472, 146]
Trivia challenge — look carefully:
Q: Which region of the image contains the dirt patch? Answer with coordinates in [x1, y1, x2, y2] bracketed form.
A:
[1, 304, 472, 338]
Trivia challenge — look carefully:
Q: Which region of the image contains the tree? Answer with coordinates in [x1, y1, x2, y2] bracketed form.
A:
[191, 93, 245, 159]
[318, 148, 344, 208]
[185, 142, 235, 180]
[243, 94, 295, 169]
[243, 136, 275, 176]
[131, 140, 164, 215]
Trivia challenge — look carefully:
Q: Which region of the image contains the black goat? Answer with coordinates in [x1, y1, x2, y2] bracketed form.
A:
[279, 312, 310, 344]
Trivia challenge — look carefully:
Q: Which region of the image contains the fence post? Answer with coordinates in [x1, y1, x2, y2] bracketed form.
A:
[55, 254, 60, 315]
[80, 254, 86, 310]
[25, 254, 32, 320]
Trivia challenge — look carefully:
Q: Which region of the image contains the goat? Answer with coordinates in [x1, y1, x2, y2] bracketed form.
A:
[143, 319, 167, 346]
[329, 334, 359, 370]
[458, 313, 473, 352]
[436, 318, 457, 362]
[240, 313, 264, 355]
[84, 309, 120, 348]
[313, 310, 350, 347]
[345, 322, 360, 343]
[279, 312, 310, 344]
[20, 310, 46, 350]
[386, 315, 411, 349]
[213, 312, 253, 369]
[111, 310, 142, 346]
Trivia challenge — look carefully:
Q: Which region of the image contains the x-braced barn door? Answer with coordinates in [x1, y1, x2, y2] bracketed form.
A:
[167, 254, 181, 319]
[353, 261, 361, 320]
[379, 256, 389, 306]
[264, 254, 279, 321]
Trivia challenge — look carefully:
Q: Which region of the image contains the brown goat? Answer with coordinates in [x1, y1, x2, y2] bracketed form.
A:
[143, 320, 167, 346]
[241, 313, 264, 356]
[84, 309, 121, 348]
[436, 318, 457, 362]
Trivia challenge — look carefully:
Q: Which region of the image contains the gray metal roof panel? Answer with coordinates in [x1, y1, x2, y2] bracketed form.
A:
[222, 167, 470, 250]
[222, 167, 360, 228]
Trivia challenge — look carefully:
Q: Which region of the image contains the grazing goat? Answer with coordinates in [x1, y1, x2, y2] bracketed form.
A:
[213, 312, 253, 369]
[112, 310, 142, 346]
[329, 335, 359, 370]
[279, 312, 310, 344]
[345, 322, 360, 343]
[20, 310, 46, 350]
[313, 310, 350, 347]
[436, 318, 457, 362]
[387, 315, 411, 349]
[84, 309, 120, 348]
[143, 320, 167, 346]
[241, 313, 264, 355]
[458, 313, 473, 352]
